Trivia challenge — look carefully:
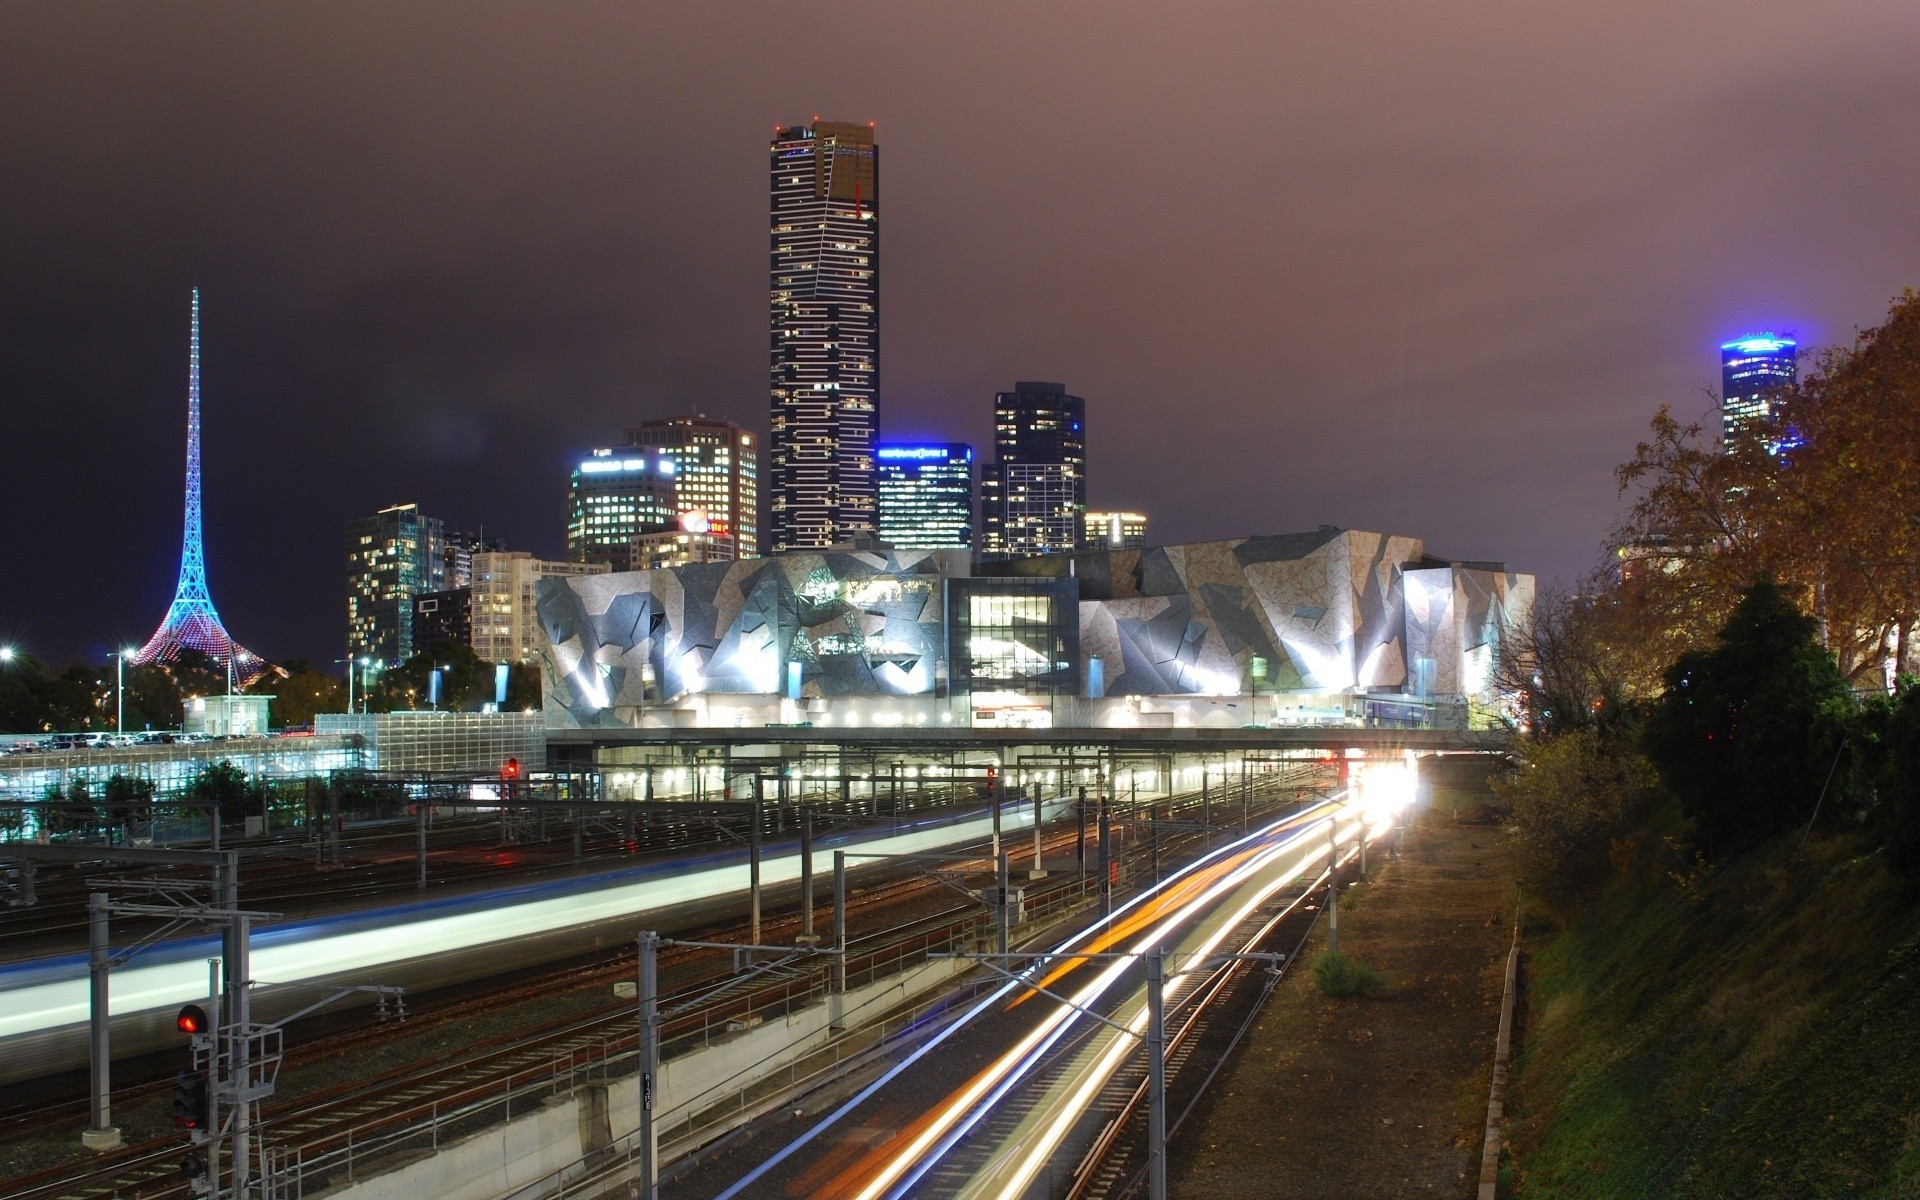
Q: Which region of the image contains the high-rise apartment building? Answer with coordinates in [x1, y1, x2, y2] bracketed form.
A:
[346, 503, 446, 666]
[980, 381, 1087, 558]
[443, 530, 505, 589]
[413, 588, 473, 651]
[769, 119, 880, 552]
[471, 551, 609, 665]
[625, 416, 758, 557]
[1721, 334, 1797, 451]
[1084, 510, 1148, 549]
[565, 448, 679, 572]
[877, 443, 974, 552]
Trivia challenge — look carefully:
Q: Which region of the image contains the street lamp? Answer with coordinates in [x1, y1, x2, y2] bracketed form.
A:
[0, 646, 14, 664]
[115, 649, 136, 735]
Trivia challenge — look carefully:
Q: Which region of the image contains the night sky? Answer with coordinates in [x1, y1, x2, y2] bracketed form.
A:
[4, 3, 1919, 670]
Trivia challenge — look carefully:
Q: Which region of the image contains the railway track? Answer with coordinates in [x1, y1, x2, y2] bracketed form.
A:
[1, 775, 1320, 1200]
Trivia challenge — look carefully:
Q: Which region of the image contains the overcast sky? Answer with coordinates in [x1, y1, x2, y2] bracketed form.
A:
[4, 2, 1919, 668]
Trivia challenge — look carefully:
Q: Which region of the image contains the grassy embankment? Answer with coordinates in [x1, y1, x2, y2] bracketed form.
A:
[1508, 808, 1920, 1198]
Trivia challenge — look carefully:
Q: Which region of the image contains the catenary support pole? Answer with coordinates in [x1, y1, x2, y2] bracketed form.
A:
[415, 801, 427, 890]
[84, 892, 119, 1149]
[1098, 798, 1112, 918]
[749, 787, 762, 947]
[637, 931, 659, 1200]
[1147, 946, 1167, 1200]
[1328, 816, 1340, 957]
[799, 807, 814, 939]
[831, 851, 847, 1028]
[996, 851, 1010, 958]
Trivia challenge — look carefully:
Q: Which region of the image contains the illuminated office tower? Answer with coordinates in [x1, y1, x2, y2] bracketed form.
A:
[877, 443, 974, 552]
[565, 448, 679, 572]
[769, 119, 880, 551]
[980, 381, 1087, 557]
[346, 503, 447, 666]
[626, 416, 758, 557]
[1084, 510, 1148, 549]
[1721, 333, 1796, 451]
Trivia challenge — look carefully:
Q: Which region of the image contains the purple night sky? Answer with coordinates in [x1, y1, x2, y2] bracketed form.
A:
[3, 2, 1919, 667]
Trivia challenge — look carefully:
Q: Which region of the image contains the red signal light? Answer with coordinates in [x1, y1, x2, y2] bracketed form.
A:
[176, 1003, 209, 1035]
[501, 758, 521, 781]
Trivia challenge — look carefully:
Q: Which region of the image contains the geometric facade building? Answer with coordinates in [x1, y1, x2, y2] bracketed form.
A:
[877, 442, 974, 552]
[1720, 333, 1796, 452]
[769, 119, 880, 553]
[565, 448, 680, 573]
[626, 416, 759, 559]
[346, 502, 447, 667]
[537, 526, 1532, 730]
[133, 290, 268, 684]
[981, 381, 1087, 559]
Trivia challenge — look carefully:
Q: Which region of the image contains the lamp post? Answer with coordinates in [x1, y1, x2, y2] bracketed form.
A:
[115, 649, 136, 735]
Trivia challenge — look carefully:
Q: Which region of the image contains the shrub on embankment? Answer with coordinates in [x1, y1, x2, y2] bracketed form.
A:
[1505, 823, 1920, 1197]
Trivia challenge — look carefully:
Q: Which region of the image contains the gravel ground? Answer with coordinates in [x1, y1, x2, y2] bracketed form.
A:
[1170, 798, 1513, 1199]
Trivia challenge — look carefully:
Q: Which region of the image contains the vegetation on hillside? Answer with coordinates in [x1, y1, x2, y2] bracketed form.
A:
[1498, 288, 1920, 1196]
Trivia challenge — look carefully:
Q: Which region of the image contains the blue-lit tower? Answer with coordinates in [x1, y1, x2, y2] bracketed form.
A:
[877, 443, 974, 552]
[1721, 333, 1796, 452]
[134, 290, 266, 682]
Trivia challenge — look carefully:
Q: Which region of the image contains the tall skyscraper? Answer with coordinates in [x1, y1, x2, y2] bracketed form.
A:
[877, 443, 974, 552]
[565, 448, 679, 572]
[134, 291, 267, 683]
[769, 119, 880, 551]
[346, 503, 446, 666]
[1721, 333, 1797, 451]
[980, 381, 1087, 558]
[626, 416, 759, 557]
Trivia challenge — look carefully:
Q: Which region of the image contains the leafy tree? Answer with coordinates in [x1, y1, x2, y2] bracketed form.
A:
[374, 640, 497, 712]
[188, 761, 266, 831]
[1869, 681, 1920, 876]
[506, 662, 542, 713]
[1613, 291, 1920, 686]
[254, 660, 345, 727]
[1643, 577, 1851, 855]
[1494, 727, 1659, 905]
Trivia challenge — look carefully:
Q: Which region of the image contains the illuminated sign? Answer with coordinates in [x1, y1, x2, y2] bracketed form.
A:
[1721, 335, 1794, 355]
[878, 446, 954, 460]
[579, 457, 672, 475]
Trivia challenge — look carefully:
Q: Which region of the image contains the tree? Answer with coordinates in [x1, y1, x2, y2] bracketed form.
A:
[1643, 577, 1851, 855]
[1494, 727, 1659, 906]
[188, 761, 266, 831]
[1613, 291, 1920, 686]
[1495, 573, 1671, 736]
[505, 662, 542, 713]
[374, 640, 497, 712]
[254, 660, 345, 728]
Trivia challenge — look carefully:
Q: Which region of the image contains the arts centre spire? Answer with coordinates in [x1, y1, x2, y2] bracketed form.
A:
[133, 289, 266, 684]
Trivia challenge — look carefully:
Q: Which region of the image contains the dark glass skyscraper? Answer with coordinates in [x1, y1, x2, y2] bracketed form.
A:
[1721, 333, 1796, 451]
[980, 381, 1087, 558]
[769, 119, 879, 551]
[877, 443, 974, 552]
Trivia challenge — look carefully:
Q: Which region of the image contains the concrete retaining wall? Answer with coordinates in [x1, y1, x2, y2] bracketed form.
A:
[316, 955, 975, 1200]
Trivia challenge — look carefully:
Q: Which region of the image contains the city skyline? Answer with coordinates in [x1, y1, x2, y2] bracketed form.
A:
[4, 5, 1918, 667]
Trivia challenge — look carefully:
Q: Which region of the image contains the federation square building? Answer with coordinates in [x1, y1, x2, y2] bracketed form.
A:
[769, 120, 880, 552]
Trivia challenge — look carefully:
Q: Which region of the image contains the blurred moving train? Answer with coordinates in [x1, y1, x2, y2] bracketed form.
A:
[0, 800, 1057, 1086]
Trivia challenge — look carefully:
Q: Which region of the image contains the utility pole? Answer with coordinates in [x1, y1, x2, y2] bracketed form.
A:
[748, 784, 762, 946]
[996, 851, 1010, 958]
[1098, 797, 1112, 918]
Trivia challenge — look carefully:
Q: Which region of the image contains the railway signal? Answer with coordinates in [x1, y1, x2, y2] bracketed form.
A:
[171, 1070, 209, 1130]
[176, 1003, 209, 1035]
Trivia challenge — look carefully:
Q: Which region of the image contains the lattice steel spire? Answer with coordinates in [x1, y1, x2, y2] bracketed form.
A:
[134, 290, 266, 683]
